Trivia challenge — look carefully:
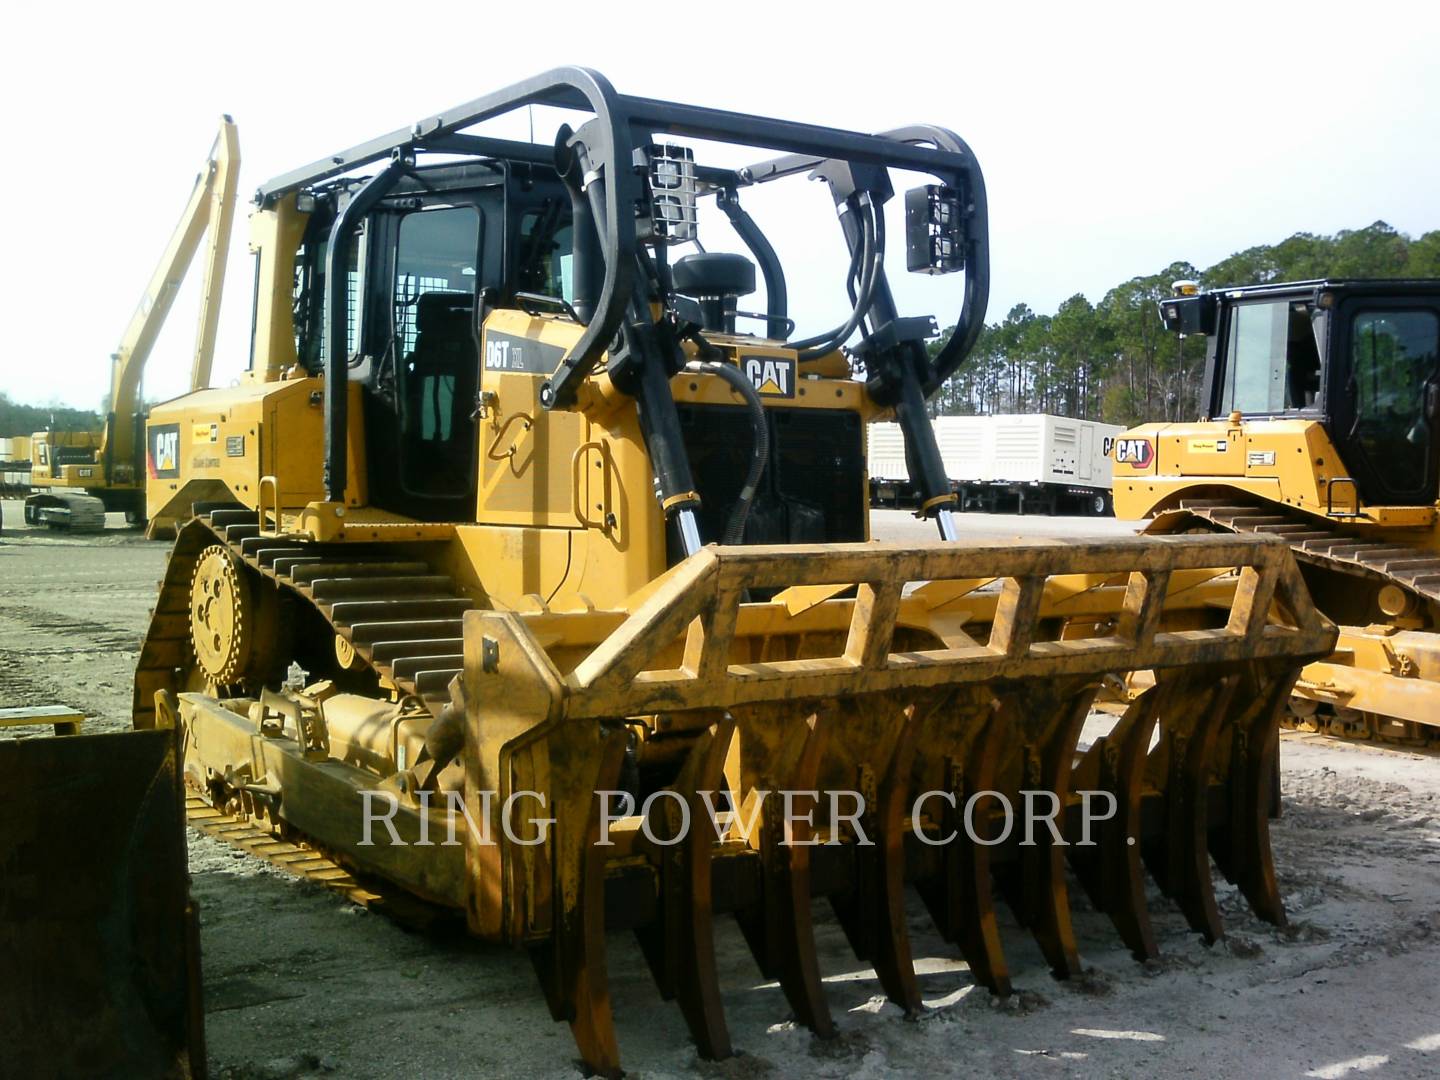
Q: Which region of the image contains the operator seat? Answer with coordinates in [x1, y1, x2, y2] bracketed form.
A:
[672, 252, 756, 334]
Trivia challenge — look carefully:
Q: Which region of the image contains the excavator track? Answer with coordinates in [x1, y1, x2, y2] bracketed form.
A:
[25, 492, 108, 531]
[136, 509, 468, 728]
[1161, 497, 1440, 742]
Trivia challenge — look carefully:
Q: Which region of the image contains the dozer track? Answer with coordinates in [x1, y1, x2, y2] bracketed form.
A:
[1168, 497, 1440, 604]
[1158, 497, 1440, 741]
[184, 792, 384, 906]
[136, 509, 469, 728]
[141, 516, 1338, 1076]
[182, 791, 451, 928]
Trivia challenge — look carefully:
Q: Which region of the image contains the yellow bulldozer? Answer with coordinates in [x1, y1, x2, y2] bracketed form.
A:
[23, 118, 239, 532]
[135, 70, 1335, 1075]
[1114, 278, 1440, 743]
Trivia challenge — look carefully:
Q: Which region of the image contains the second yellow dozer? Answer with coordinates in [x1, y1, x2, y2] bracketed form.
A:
[135, 71, 1334, 1075]
[1115, 278, 1440, 744]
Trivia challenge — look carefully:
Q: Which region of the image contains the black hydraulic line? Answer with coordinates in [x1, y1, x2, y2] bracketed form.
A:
[824, 187, 955, 520]
[686, 359, 768, 544]
[788, 208, 869, 353]
[570, 128, 703, 541]
[788, 204, 871, 353]
[792, 202, 884, 361]
[323, 159, 405, 503]
[716, 187, 788, 340]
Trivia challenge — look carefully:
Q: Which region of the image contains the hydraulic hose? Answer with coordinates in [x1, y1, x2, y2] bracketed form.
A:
[789, 203, 874, 356]
[686, 359, 769, 545]
[787, 205, 870, 352]
[791, 201, 882, 360]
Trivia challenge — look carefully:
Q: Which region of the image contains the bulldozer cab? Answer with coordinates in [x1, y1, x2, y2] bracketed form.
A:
[260, 72, 992, 549]
[290, 168, 563, 521]
[1168, 279, 1440, 506]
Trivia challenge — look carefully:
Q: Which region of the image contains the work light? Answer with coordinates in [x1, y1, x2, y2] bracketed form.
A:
[905, 184, 965, 274]
[645, 143, 697, 244]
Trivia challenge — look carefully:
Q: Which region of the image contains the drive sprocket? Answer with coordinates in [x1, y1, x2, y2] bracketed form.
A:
[190, 544, 254, 686]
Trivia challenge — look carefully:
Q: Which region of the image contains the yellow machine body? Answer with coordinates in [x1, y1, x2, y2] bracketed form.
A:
[134, 73, 1337, 1076]
[1114, 278, 1440, 740]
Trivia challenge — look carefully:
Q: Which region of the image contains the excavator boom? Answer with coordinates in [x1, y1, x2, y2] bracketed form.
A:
[102, 116, 241, 463]
[24, 118, 239, 530]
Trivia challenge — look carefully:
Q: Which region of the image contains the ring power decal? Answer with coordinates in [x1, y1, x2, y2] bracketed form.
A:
[1187, 437, 1228, 453]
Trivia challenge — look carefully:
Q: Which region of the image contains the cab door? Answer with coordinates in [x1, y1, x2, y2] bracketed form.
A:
[1331, 300, 1440, 506]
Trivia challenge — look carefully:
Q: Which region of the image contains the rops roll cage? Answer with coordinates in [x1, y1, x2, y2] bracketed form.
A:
[257, 67, 989, 541]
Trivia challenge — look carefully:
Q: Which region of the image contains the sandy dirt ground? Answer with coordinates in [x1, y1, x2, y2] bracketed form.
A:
[3, 499, 1439, 1079]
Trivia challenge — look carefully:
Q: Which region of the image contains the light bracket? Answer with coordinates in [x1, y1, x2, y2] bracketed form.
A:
[905, 184, 964, 275]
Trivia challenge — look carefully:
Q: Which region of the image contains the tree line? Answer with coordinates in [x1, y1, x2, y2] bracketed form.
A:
[927, 221, 1440, 427]
[3, 220, 1435, 441]
[0, 392, 101, 443]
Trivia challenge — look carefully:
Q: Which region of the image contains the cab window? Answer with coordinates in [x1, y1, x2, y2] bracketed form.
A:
[392, 205, 481, 493]
[1349, 310, 1440, 495]
[1218, 300, 1321, 414]
[516, 202, 574, 303]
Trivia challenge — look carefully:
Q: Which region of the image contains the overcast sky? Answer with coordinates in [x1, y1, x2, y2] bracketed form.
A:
[2, 0, 1436, 409]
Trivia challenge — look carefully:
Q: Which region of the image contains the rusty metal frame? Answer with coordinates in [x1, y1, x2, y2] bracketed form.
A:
[454, 533, 1334, 1076]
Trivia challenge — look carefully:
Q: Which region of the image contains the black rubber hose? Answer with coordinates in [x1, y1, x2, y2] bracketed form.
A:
[789, 202, 880, 358]
[789, 204, 873, 354]
[796, 210, 884, 361]
[687, 359, 768, 545]
[787, 216, 863, 348]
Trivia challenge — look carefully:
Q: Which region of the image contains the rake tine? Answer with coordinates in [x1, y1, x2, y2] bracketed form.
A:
[528, 727, 628, 1079]
[736, 713, 834, 1038]
[870, 701, 925, 1014]
[1069, 684, 1169, 962]
[1017, 686, 1094, 979]
[952, 701, 1013, 996]
[636, 718, 737, 1060]
[1154, 674, 1239, 944]
[1214, 668, 1294, 927]
[834, 700, 926, 1015]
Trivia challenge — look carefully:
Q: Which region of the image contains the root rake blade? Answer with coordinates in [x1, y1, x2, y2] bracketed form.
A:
[460, 534, 1334, 1074]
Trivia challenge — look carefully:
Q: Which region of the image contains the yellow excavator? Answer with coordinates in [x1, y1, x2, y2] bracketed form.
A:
[1115, 278, 1440, 743]
[134, 70, 1333, 1076]
[23, 118, 239, 531]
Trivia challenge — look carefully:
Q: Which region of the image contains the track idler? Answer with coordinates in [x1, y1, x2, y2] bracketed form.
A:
[461, 534, 1335, 1075]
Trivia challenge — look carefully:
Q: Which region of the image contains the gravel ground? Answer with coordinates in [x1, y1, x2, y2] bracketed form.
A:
[3, 499, 1438, 1079]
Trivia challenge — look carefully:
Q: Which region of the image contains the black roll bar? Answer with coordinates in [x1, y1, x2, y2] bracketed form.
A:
[260, 68, 990, 504]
